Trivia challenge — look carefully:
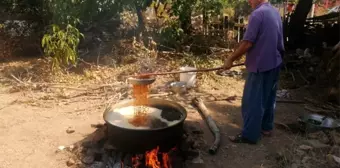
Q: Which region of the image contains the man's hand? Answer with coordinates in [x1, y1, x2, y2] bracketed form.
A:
[222, 41, 252, 70]
[222, 58, 233, 70]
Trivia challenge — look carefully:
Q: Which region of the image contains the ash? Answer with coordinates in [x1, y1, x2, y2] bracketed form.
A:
[67, 122, 205, 168]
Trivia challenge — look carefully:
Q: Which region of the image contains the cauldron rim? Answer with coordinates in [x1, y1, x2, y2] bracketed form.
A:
[103, 98, 187, 132]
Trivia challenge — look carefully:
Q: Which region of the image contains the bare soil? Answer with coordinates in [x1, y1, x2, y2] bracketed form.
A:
[0, 58, 338, 168]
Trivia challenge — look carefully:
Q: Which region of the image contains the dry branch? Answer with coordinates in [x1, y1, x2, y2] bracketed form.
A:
[304, 97, 340, 111]
[289, 71, 296, 82]
[297, 70, 310, 84]
[274, 121, 292, 132]
[10, 74, 25, 84]
[0, 99, 18, 110]
[276, 99, 305, 104]
[304, 97, 320, 105]
[147, 92, 171, 98]
[211, 95, 239, 103]
[130, 63, 245, 77]
[304, 105, 331, 113]
[48, 86, 88, 91]
[192, 97, 220, 155]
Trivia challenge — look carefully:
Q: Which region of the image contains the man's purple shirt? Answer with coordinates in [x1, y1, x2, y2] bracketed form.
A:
[243, 2, 284, 72]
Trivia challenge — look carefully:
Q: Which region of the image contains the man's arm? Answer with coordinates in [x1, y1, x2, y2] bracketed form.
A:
[223, 13, 261, 69]
[228, 41, 253, 62]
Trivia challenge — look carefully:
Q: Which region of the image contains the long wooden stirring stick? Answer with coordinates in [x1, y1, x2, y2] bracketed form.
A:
[130, 63, 245, 78]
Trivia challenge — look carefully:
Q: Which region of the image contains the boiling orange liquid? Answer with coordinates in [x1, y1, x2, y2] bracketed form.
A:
[128, 82, 150, 127]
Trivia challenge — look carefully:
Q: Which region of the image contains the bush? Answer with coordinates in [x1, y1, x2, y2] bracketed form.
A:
[158, 21, 185, 49]
[42, 24, 84, 70]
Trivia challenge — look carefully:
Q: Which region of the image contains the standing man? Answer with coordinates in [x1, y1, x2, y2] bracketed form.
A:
[223, 0, 284, 144]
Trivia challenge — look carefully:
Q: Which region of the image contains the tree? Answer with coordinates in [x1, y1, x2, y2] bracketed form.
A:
[288, 0, 314, 48]
[171, 0, 224, 34]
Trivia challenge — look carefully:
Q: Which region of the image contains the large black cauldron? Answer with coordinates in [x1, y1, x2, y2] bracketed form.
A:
[103, 98, 187, 153]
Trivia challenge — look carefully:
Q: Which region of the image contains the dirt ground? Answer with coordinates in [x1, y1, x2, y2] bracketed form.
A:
[166, 87, 307, 168]
[0, 59, 337, 168]
[0, 88, 105, 168]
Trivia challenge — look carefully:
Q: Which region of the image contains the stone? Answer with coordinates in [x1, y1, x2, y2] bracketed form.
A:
[334, 155, 340, 164]
[66, 158, 76, 167]
[180, 141, 191, 151]
[82, 155, 95, 165]
[82, 141, 95, 148]
[274, 151, 286, 161]
[67, 144, 78, 152]
[186, 124, 203, 135]
[86, 147, 104, 155]
[88, 161, 105, 168]
[192, 129, 204, 134]
[186, 149, 200, 160]
[206, 96, 216, 101]
[66, 127, 75, 134]
[334, 138, 340, 147]
[90, 123, 105, 129]
[201, 139, 207, 145]
[113, 162, 122, 168]
[307, 132, 325, 139]
[186, 136, 195, 147]
[329, 145, 340, 155]
[56, 146, 66, 153]
[303, 140, 330, 149]
[295, 149, 305, 156]
[91, 126, 107, 142]
[185, 155, 205, 168]
[191, 156, 204, 164]
[327, 154, 340, 165]
[103, 142, 116, 150]
[58, 146, 66, 151]
[299, 145, 313, 150]
[192, 141, 200, 149]
[302, 156, 311, 164]
[290, 163, 298, 168]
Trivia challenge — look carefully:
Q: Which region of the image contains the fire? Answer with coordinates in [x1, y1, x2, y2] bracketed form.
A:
[145, 146, 161, 168]
[162, 153, 170, 168]
[132, 146, 172, 168]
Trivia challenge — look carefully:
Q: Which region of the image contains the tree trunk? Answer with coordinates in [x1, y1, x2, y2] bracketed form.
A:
[181, 15, 191, 34]
[135, 2, 146, 42]
[287, 0, 313, 49]
[203, 5, 208, 35]
[178, 1, 193, 35]
[180, 10, 192, 34]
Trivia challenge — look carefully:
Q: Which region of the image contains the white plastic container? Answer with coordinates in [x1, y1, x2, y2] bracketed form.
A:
[179, 66, 197, 88]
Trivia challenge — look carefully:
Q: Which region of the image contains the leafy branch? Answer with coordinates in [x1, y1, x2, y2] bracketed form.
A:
[42, 24, 84, 70]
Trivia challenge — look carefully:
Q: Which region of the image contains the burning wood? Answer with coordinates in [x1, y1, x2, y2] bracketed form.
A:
[145, 146, 161, 168]
[130, 146, 173, 168]
[162, 153, 170, 168]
